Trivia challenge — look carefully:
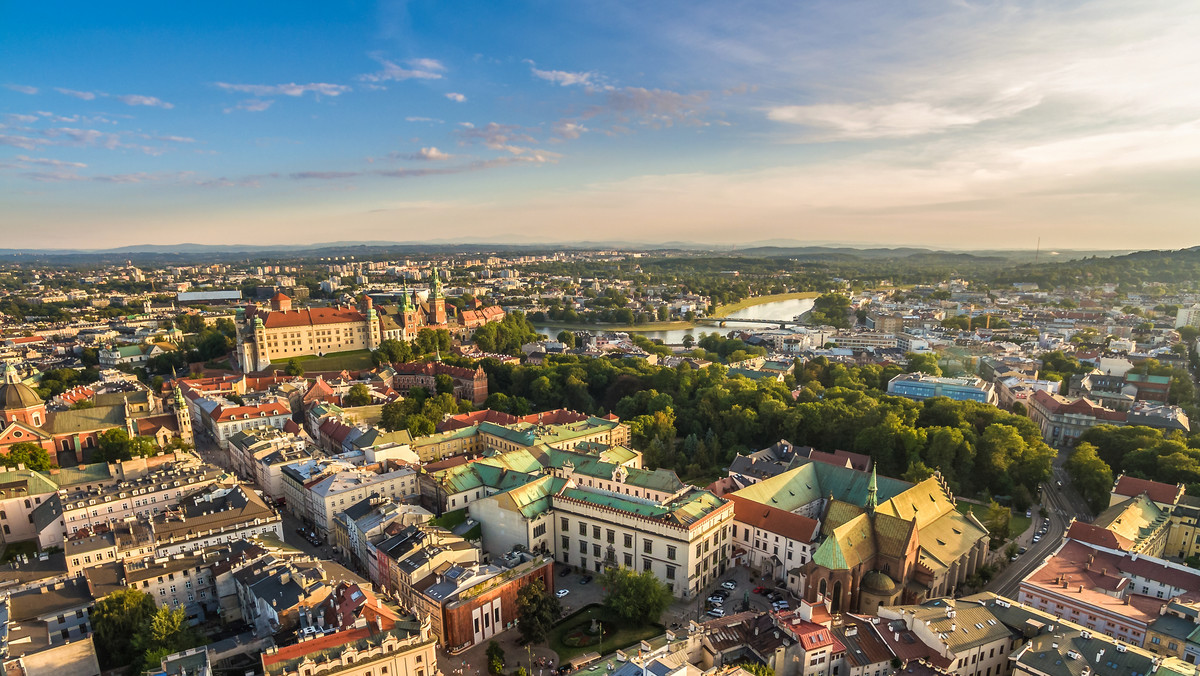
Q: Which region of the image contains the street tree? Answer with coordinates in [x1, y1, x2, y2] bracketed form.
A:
[516, 578, 561, 644]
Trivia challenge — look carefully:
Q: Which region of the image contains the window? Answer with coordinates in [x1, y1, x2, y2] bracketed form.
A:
[592, 544, 600, 557]
[666, 566, 676, 580]
[667, 546, 676, 560]
[643, 559, 652, 572]
[533, 523, 546, 538]
[561, 517, 569, 531]
[643, 539, 653, 554]
[607, 529, 615, 544]
[578, 522, 586, 535]
[561, 536, 570, 550]
[592, 525, 600, 539]
[624, 533, 633, 548]
[624, 553, 633, 567]
[579, 540, 587, 554]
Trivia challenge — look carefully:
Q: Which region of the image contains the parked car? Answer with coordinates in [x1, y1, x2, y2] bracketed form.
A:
[579, 575, 593, 585]
[753, 586, 767, 595]
[714, 589, 730, 599]
[707, 595, 724, 605]
[556, 589, 570, 598]
[558, 567, 572, 577]
[721, 580, 737, 590]
[707, 608, 726, 618]
[773, 601, 790, 611]
[1032, 535, 1042, 543]
[1018, 546, 1027, 554]
[1025, 509, 1032, 518]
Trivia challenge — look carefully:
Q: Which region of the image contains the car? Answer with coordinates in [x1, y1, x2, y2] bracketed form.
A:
[1019, 546, 1028, 554]
[556, 589, 570, 598]
[580, 575, 593, 585]
[773, 601, 790, 611]
[753, 586, 767, 595]
[558, 567, 572, 577]
[721, 581, 737, 590]
[1025, 509, 1032, 518]
[707, 595, 724, 605]
[1056, 480, 1063, 487]
[707, 608, 726, 618]
[1032, 535, 1042, 543]
[766, 592, 781, 602]
[714, 589, 731, 599]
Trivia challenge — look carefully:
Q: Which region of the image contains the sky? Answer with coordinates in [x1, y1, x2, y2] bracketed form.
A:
[2, 0, 1199, 251]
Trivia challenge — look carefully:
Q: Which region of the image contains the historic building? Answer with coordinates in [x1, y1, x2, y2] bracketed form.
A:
[390, 361, 488, 406]
[732, 461, 989, 614]
[0, 365, 192, 465]
[236, 293, 382, 372]
[376, 270, 450, 341]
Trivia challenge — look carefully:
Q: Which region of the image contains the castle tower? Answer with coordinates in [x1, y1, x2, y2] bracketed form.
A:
[174, 384, 194, 446]
[252, 315, 269, 371]
[362, 295, 381, 349]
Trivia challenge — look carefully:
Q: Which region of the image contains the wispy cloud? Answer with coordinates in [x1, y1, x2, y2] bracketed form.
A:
[358, 53, 445, 83]
[456, 122, 539, 155]
[405, 116, 443, 123]
[0, 135, 49, 150]
[5, 84, 38, 95]
[224, 99, 274, 114]
[553, 121, 588, 140]
[215, 82, 350, 97]
[445, 92, 467, 103]
[578, 87, 708, 128]
[525, 60, 602, 88]
[289, 171, 360, 180]
[55, 87, 97, 100]
[14, 155, 87, 168]
[114, 94, 174, 109]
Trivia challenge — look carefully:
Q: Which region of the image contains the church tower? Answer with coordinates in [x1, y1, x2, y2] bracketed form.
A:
[430, 266, 447, 325]
[400, 279, 417, 338]
[866, 465, 878, 514]
[362, 295, 381, 349]
[174, 384, 194, 446]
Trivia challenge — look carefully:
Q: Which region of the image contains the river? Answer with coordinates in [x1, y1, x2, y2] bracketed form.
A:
[533, 296, 816, 344]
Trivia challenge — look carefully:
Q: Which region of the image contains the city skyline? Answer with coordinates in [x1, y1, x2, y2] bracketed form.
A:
[3, 0, 1199, 250]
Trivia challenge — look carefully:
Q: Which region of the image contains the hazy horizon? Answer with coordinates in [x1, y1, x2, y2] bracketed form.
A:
[4, 1, 1200, 250]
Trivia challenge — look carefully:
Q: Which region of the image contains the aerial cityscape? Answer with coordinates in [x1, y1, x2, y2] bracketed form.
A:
[3, 4, 1200, 676]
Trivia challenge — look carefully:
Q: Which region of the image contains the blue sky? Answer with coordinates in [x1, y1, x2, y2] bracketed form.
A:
[3, 1, 1199, 250]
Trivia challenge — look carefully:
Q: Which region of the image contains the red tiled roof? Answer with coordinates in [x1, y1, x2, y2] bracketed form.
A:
[1064, 521, 1131, 551]
[1031, 389, 1127, 421]
[211, 402, 289, 422]
[437, 408, 518, 432]
[1113, 475, 1182, 505]
[249, 306, 366, 329]
[727, 493, 820, 543]
[262, 627, 372, 667]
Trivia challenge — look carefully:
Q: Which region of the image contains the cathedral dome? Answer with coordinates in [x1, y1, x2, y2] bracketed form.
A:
[0, 364, 42, 410]
[862, 570, 897, 594]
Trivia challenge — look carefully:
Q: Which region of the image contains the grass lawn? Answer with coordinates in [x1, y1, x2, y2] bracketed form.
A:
[957, 500, 1032, 539]
[429, 508, 468, 530]
[266, 349, 375, 372]
[711, 291, 820, 317]
[547, 604, 664, 662]
[0, 541, 37, 563]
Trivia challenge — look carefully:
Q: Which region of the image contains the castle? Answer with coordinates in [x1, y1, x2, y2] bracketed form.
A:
[236, 267, 503, 372]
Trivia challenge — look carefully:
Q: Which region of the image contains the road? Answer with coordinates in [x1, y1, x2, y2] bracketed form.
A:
[986, 447, 1094, 599]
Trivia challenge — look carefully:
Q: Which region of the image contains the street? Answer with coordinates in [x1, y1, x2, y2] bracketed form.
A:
[986, 447, 1093, 599]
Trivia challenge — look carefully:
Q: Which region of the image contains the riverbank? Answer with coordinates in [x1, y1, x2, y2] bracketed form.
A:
[711, 291, 820, 318]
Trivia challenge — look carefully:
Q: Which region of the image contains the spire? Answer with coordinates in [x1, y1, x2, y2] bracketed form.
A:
[866, 465, 878, 513]
[431, 265, 443, 299]
[400, 278, 413, 312]
[3, 363, 18, 385]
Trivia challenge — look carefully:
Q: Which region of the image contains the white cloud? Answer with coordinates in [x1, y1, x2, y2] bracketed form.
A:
[529, 65, 599, 87]
[55, 87, 96, 100]
[411, 147, 452, 161]
[114, 94, 174, 109]
[553, 121, 589, 140]
[224, 99, 275, 113]
[405, 116, 443, 123]
[358, 54, 445, 82]
[4, 113, 39, 124]
[445, 92, 467, 103]
[215, 82, 351, 97]
[458, 122, 475, 128]
[5, 84, 38, 95]
[0, 135, 48, 150]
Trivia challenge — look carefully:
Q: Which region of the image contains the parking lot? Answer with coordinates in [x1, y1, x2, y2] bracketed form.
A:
[662, 564, 799, 627]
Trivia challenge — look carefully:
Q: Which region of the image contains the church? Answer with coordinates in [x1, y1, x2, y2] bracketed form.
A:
[0, 365, 193, 466]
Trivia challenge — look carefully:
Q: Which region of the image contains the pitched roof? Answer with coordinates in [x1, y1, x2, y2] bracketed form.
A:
[1112, 475, 1183, 505]
[726, 493, 819, 543]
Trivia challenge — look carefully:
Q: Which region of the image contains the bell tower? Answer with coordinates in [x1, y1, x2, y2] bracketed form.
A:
[174, 384, 194, 447]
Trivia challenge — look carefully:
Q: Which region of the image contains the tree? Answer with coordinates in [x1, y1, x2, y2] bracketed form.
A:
[435, 373, 455, 395]
[556, 330, 577, 348]
[91, 588, 158, 668]
[344, 383, 372, 407]
[1066, 442, 1113, 514]
[0, 442, 55, 471]
[486, 641, 505, 676]
[740, 664, 775, 676]
[98, 428, 134, 462]
[285, 358, 305, 376]
[516, 578, 561, 644]
[984, 500, 1011, 543]
[905, 352, 942, 376]
[599, 566, 673, 626]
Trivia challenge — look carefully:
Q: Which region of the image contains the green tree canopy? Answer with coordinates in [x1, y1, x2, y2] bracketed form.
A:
[599, 565, 673, 626]
[516, 577, 561, 644]
[344, 383, 372, 407]
[0, 442, 56, 471]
